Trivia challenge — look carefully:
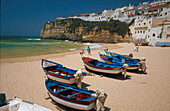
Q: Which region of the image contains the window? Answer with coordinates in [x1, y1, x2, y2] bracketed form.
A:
[167, 27, 170, 32]
[165, 12, 167, 15]
[143, 31, 145, 34]
[144, 23, 146, 25]
[148, 35, 149, 38]
[141, 31, 142, 33]
[135, 31, 136, 34]
[153, 33, 155, 37]
[149, 21, 151, 24]
[148, 29, 150, 32]
[138, 31, 139, 33]
[139, 23, 140, 26]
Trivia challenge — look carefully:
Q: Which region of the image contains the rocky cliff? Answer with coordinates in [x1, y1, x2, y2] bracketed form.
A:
[40, 19, 133, 43]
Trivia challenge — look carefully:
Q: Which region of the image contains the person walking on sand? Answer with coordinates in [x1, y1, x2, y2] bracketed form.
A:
[136, 44, 139, 52]
[87, 46, 91, 55]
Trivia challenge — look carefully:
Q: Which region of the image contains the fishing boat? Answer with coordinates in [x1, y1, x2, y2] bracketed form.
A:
[105, 49, 129, 57]
[81, 57, 124, 74]
[105, 50, 140, 62]
[41, 59, 86, 84]
[45, 77, 96, 110]
[99, 53, 139, 70]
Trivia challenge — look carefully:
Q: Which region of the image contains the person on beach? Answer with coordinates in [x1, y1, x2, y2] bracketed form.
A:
[136, 44, 139, 52]
[87, 46, 91, 55]
[82, 49, 85, 54]
[139, 57, 147, 74]
[105, 47, 108, 52]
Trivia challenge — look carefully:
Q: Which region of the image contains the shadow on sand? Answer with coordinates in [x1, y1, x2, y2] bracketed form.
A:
[50, 97, 111, 111]
[85, 67, 131, 80]
[127, 69, 147, 75]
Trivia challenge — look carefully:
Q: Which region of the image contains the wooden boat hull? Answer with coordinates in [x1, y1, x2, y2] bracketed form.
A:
[99, 54, 139, 70]
[41, 59, 86, 84]
[105, 50, 140, 62]
[82, 57, 123, 75]
[45, 78, 96, 110]
[84, 63, 123, 74]
[47, 91, 95, 110]
[47, 74, 77, 84]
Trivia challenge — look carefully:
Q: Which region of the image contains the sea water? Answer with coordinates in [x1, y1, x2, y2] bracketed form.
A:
[0, 37, 103, 59]
[0, 36, 85, 59]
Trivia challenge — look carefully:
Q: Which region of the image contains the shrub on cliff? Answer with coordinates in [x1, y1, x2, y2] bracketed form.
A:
[64, 18, 131, 37]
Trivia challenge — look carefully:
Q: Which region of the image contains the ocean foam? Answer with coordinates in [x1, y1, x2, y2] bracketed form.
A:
[27, 38, 41, 41]
[83, 43, 103, 49]
[70, 48, 76, 51]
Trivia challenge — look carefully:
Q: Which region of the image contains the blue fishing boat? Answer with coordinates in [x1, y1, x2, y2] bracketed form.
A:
[105, 50, 140, 62]
[45, 77, 96, 110]
[99, 53, 139, 70]
[41, 59, 86, 84]
[82, 57, 124, 74]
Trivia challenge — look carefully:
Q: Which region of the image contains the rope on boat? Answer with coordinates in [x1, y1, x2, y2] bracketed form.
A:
[74, 70, 83, 88]
[123, 64, 128, 79]
[91, 89, 107, 111]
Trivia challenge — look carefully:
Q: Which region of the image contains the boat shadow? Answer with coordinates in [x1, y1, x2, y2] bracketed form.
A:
[82, 82, 91, 89]
[69, 82, 91, 90]
[85, 67, 131, 80]
[127, 69, 147, 75]
[51, 99, 111, 111]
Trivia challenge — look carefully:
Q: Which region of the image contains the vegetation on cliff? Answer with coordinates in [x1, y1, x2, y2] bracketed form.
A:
[57, 18, 133, 38]
[41, 18, 134, 42]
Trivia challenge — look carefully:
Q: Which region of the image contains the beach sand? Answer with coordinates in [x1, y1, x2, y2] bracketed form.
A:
[0, 43, 170, 111]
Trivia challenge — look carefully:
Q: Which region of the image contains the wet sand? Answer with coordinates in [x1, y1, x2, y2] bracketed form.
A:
[0, 43, 170, 111]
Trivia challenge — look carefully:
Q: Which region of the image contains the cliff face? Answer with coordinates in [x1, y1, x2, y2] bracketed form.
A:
[40, 19, 132, 43]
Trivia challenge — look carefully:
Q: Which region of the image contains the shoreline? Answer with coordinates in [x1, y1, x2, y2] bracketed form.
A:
[0, 43, 123, 63]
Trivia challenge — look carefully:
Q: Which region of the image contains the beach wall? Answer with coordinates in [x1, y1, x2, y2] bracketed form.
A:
[40, 19, 132, 43]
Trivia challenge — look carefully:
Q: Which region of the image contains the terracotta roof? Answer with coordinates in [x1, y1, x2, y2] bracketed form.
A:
[147, 4, 169, 10]
[146, 17, 151, 19]
[128, 13, 135, 16]
[139, 4, 145, 6]
[124, 7, 137, 12]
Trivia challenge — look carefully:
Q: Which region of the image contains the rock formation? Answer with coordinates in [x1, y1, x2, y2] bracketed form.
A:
[40, 19, 132, 43]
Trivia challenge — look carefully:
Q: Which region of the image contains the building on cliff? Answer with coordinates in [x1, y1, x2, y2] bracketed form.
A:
[41, 0, 170, 45]
[130, 17, 169, 46]
[68, 12, 107, 21]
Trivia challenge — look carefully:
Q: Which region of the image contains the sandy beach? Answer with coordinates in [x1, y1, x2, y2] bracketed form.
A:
[0, 43, 170, 111]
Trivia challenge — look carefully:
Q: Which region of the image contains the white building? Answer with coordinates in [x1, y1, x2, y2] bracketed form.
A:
[124, 4, 137, 17]
[68, 12, 108, 21]
[131, 17, 167, 46]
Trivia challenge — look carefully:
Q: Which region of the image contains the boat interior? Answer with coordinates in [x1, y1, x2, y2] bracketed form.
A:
[88, 60, 122, 68]
[49, 85, 91, 100]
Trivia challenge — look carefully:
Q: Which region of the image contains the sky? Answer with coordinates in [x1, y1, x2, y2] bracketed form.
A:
[1, 0, 154, 37]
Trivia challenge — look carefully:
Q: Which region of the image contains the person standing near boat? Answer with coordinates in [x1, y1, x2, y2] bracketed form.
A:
[87, 46, 91, 55]
[105, 47, 108, 52]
